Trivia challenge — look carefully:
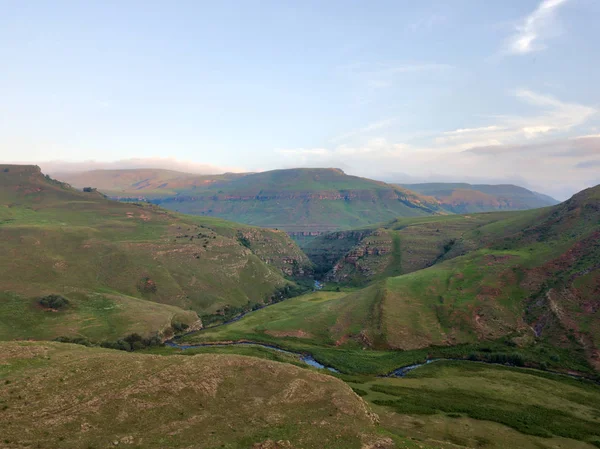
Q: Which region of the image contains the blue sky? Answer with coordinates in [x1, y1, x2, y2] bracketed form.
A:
[1, 0, 599, 198]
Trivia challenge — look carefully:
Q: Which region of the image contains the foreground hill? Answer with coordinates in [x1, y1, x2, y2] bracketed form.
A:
[58, 168, 448, 234]
[188, 185, 600, 371]
[400, 182, 558, 213]
[0, 165, 311, 341]
[0, 341, 386, 449]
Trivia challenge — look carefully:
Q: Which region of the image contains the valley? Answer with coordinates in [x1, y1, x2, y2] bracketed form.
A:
[4, 3, 599, 447]
[1, 164, 599, 449]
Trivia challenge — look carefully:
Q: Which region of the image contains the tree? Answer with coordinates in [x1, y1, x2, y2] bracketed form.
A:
[39, 294, 69, 310]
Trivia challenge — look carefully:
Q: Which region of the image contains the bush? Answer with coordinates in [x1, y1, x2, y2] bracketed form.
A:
[137, 277, 157, 293]
[39, 294, 69, 310]
[83, 187, 96, 193]
[172, 321, 189, 333]
[53, 336, 92, 346]
[100, 333, 163, 352]
[237, 234, 251, 248]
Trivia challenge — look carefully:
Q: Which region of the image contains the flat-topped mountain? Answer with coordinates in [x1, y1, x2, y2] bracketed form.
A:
[400, 182, 558, 213]
[57, 168, 558, 237]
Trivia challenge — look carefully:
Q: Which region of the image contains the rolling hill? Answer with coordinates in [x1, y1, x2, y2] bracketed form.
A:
[0, 341, 386, 449]
[400, 182, 558, 213]
[0, 165, 311, 342]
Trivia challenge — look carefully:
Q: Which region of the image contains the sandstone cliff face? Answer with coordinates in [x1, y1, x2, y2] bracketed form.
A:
[235, 228, 313, 277]
[327, 230, 396, 283]
[303, 229, 375, 276]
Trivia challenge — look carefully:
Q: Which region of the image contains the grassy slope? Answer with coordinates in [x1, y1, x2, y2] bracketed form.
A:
[0, 341, 392, 449]
[185, 186, 600, 372]
[401, 182, 558, 213]
[306, 211, 527, 284]
[148, 341, 600, 448]
[0, 165, 311, 341]
[57, 167, 448, 232]
[355, 360, 600, 448]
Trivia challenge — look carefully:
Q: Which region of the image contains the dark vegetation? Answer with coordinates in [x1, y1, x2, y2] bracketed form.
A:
[38, 294, 69, 310]
[371, 384, 600, 441]
[54, 332, 163, 352]
[201, 282, 312, 326]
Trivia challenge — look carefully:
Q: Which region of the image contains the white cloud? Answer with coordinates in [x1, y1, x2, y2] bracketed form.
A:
[331, 117, 400, 143]
[341, 62, 454, 92]
[406, 15, 447, 33]
[506, 0, 570, 55]
[275, 90, 598, 199]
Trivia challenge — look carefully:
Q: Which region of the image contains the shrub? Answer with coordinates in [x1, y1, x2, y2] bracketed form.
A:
[82, 187, 96, 193]
[137, 277, 157, 293]
[53, 336, 92, 346]
[39, 294, 69, 310]
[237, 234, 251, 248]
[172, 321, 189, 333]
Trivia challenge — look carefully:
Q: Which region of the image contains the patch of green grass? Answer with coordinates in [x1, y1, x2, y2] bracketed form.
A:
[365, 361, 600, 444]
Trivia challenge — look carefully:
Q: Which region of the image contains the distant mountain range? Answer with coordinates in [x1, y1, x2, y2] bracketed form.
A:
[56, 168, 558, 237]
[400, 182, 558, 213]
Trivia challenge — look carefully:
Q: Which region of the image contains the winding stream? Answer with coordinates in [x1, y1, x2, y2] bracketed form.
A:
[166, 337, 600, 384]
[165, 340, 339, 372]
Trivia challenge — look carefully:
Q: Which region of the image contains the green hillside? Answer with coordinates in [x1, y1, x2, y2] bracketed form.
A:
[57, 168, 448, 234]
[184, 185, 600, 372]
[305, 211, 535, 283]
[58, 169, 559, 237]
[0, 165, 311, 341]
[401, 182, 558, 213]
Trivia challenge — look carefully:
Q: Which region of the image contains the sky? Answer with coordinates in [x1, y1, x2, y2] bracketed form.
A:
[1, 0, 599, 199]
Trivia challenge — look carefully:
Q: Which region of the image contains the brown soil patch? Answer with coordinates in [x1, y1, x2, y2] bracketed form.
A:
[265, 330, 312, 339]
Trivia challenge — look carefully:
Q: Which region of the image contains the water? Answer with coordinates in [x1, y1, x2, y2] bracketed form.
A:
[388, 359, 437, 377]
[166, 340, 338, 372]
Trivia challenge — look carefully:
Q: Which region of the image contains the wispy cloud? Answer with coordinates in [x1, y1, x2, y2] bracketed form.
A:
[575, 159, 600, 169]
[406, 15, 447, 33]
[331, 117, 400, 143]
[276, 90, 598, 199]
[341, 62, 454, 91]
[506, 0, 570, 55]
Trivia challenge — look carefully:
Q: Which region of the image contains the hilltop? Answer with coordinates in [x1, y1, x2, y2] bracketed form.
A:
[57, 168, 559, 237]
[0, 165, 311, 342]
[56, 168, 246, 196]
[401, 182, 558, 213]
[0, 341, 385, 449]
[57, 167, 447, 235]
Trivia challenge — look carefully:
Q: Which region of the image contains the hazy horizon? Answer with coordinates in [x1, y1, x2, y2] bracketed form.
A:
[2, 0, 599, 200]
